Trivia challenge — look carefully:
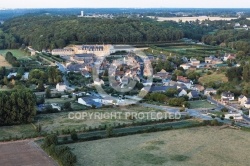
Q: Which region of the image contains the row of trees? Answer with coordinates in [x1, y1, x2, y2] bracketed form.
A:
[0, 89, 36, 125]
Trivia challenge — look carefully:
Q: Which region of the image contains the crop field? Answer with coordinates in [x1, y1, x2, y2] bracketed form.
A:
[0, 140, 57, 166]
[144, 43, 234, 59]
[69, 126, 250, 166]
[0, 49, 30, 60]
[35, 105, 164, 133]
[0, 124, 37, 141]
[199, 72, 228, 85]
[189, 100, 216, 109]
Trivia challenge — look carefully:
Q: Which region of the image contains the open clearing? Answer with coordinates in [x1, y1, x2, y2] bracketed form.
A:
[0, 140, 57, 166]
[148, 16, 240, 22]
[189, 100, 216, 109]
[0, 55, 11, 67]
[69, 126, 250, 166]
[199, 72, 228, 85]
[0, 49, 30, 60]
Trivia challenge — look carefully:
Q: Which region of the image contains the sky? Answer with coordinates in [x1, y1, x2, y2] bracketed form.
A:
[1, 0, 250, 9]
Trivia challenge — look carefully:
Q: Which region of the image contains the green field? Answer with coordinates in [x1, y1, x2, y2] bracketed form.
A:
[69, 126, 250, 166]
[189, 100, 216, 109]
[199, 72, 228, 85]
[0, 105, 165, 141]
[144, 43, 235, 58]
[0, 124, 36, 140]
[35, 105, 165, 133]
[0, 49, 30, 60]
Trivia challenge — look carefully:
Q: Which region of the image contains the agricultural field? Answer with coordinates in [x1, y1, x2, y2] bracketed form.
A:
[35, 105, 164, 133]
[188, 100, 216, 109]
[199, 72, 228, 85]
[145, 43, 234, 59]
[0, 49, 30, 60]
[0, 140, 57, 166]
[69, 126, 250, 166]
[0, 124, 37, 141]
[0, 55, 11, 67]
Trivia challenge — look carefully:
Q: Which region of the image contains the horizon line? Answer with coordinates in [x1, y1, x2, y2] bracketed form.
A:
[1, 7, 250, 9]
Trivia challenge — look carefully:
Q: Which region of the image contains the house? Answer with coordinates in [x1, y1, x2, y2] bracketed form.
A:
[22, 72, 29, 80]
[178, 88, 188, 97]
[223, 54, 236, 62]
[238, 95, 248, 106]
[177, 76, 192, 89]
[149, 86, 175, 93]
[180, 63, 191, 70]
[221, 91, 234, 101]
[154, 69, 169, 79]
[190, 58, 200, 66]
[74, 54, 94, 63]
[188, 91, 200, 100]
[204, 88, 217, 96]
[193, 84, 205, 92]
[52, 48, 75, 56]
[78, 97, 102, 108]
[101, 96, 115, 105]
[7, 72, 17, 79]
[93, 79, 104, 86]
[56, 83, 67, 92]
[244, 99, 250, 109]
[51, 103, 61, 111]
[205, 56, 223, 64]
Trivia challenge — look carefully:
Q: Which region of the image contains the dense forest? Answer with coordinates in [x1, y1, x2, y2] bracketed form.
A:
[0, 16, 185, 50]
[1, 14, 249, 51]
[0, 89, 36, 125]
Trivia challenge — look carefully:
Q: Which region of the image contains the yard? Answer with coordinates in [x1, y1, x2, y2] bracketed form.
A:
[69, 126, 250, 166]
[189, 100, 216, 109]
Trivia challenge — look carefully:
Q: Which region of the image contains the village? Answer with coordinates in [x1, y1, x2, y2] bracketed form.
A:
[1, 42, 247, 126]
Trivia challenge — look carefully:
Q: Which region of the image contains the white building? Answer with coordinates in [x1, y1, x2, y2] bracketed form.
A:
[51, 103, 61, 111]
[56, 83, 67, 92]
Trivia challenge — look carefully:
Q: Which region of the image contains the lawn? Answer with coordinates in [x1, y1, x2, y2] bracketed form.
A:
[199, 72, 228, 85]
[69, 126, 250, 166]
[0, 49, 30, 60]
[189, 100, 216, 109]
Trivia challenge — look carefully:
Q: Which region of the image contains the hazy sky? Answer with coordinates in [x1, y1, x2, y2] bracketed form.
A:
[1, 0, 250, 8]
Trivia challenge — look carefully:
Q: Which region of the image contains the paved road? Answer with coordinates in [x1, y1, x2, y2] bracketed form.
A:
[139, 103, 212, 120]
[207, 96, 250, 122]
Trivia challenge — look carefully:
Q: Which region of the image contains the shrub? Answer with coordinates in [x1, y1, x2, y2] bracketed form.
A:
[70, 131, 78, 141]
